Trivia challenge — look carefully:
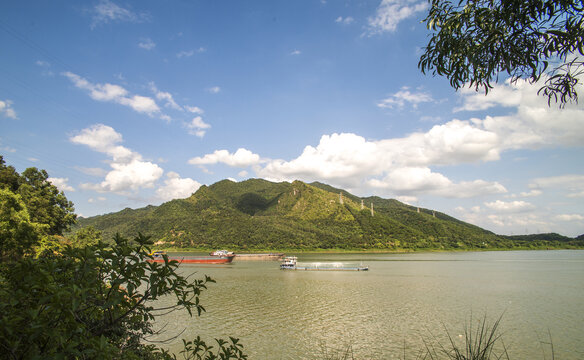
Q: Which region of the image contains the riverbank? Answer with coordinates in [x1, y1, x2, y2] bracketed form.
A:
[150, 245, 584, 254]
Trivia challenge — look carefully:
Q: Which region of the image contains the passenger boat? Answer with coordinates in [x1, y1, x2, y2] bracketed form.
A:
[279, 256, 368, 271]
[210, 249, 235, 256]
[149, 251, 235, 264]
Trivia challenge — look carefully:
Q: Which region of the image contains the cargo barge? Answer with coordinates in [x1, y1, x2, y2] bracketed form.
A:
[234, 253, 285, 261]
[280, 256, 368, 271]
[210, 250, 285, 261]
[149, 251, 235, 264]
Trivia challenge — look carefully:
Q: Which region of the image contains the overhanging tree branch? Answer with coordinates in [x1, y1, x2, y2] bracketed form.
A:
[419, 0, 584, 107]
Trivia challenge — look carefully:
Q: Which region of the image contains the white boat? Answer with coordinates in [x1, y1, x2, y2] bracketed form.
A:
[280, 256, 298, 269]
[210, 249, 235, 256]
[280, 256, 368, 271]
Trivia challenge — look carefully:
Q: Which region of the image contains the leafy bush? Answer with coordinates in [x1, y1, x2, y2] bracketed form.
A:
[0, 233, 246, 360]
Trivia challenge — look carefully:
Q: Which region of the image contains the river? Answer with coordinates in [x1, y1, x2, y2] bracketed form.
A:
[152, 250, 584, 359]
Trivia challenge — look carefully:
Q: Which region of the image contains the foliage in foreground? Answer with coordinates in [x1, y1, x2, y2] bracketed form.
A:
[0, 233, 246, 359]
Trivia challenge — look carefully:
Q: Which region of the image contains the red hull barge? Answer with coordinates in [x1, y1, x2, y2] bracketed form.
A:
[149, 254, 235, 264]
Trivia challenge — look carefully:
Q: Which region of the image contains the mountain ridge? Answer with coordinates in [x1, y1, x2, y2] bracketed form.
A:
[75, 179, 584, 250]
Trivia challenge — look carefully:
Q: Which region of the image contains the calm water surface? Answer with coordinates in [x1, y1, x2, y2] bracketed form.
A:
[153, 250, 584, 359]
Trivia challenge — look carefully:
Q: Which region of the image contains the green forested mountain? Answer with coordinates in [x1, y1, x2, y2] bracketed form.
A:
[76, 179, 584, 250]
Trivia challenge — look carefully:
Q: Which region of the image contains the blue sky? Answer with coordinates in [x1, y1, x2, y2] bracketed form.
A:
[1, 0, 583, 237]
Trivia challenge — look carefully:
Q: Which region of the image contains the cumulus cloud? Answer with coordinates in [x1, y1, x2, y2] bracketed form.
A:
[290, 50, 302, 56]
[48, 177, 75, 192]
[367, 0, 428, 35]
[458, 77, 584, 150]
[368, 169, 505, 198]
[378, 86, 434, 109]
[255, 124, 503, 191]
[180, 129, 504, 198]
[71, 124, 163, 193]
[63, 72, 163, 118]
[90, 0, 150, 28]
[156, 171, 201, 201]
[0, 100, 17, 119]
[191, 74, 583, 202]
[484, 200, 536, 213]
[189, 148, 262, 168]
[206, 86, 221, 94]
[186, 116, 211, 137]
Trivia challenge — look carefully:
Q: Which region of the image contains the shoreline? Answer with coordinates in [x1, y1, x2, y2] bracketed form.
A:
[151, 246, 584, 254]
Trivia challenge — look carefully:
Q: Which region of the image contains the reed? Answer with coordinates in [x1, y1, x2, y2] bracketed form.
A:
[421, 314, 509, 360]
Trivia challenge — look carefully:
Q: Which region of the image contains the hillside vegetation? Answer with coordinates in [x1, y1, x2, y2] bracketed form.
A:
[76, 179, 584, 251]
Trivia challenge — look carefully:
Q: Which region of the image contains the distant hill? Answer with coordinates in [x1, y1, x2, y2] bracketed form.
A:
[75, 179, 584, 251]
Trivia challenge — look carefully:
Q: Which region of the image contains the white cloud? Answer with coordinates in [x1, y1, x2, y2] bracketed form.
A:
[48, 177, 75, 192]
[529, 175, 584, 198]
[395, 195, 417, 204]
[335, 16, 354, 25]
[138, 37, 156, 50]
[176, 50, 194, 58]
[191, 75, 583, 203]
[455, 81, 522, 112]
[368, 170, 505, 198]
[189, 148, 262, 168]
[484, 200, 536, 213]
[459, 77, 584, 150]
[71, 124, 163, 193]
[149, 82, 182, 111]
[508, 189, 543, 198]
[118, 95, 160, 114]
[63, 72, 163, 117]
[186, 116, 211, 137]
[252, 130, 506, 197]
[0, 100, 18, 119]
[156, 171, 201, 201]
[555, 214, 584, 222]
[206, 86, 221, 94]
[185, 106, 204, 114]
[290, 50, 302, 56]
[377, 87, 433, 109]
[90, 0, 149, 28]
[367, 0, 428, 35]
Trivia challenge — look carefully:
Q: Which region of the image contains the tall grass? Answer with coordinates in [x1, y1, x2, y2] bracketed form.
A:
[421, 314, 509, 360]
[317, 314, 555, 359]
